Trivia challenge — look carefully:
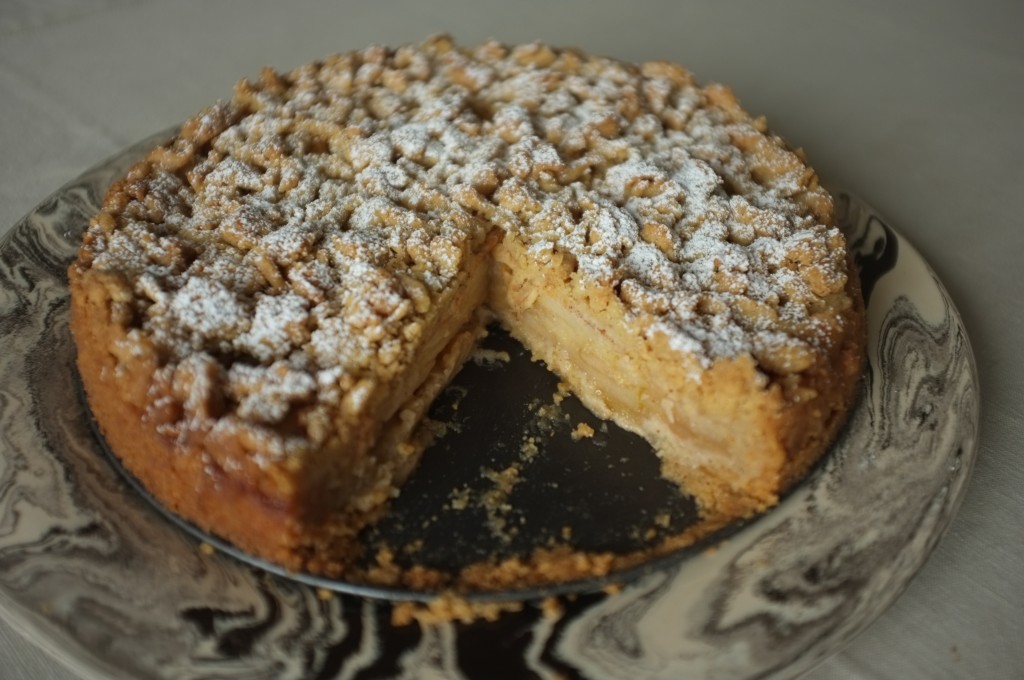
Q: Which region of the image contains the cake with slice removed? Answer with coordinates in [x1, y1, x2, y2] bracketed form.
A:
[69, 36, 864, 581]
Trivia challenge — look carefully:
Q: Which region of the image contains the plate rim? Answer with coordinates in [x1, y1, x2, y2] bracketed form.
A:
[0, 131, 980, 680]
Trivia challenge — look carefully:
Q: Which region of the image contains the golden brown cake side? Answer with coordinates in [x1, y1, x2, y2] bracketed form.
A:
[71, 258, 488, 571]
[72, 266, 302, 567]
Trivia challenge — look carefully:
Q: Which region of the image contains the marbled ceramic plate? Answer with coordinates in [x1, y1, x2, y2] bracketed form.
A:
[0, 131, 979, 680]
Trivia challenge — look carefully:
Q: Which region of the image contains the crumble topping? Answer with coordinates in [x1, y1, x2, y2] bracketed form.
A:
[77, 35, 851, 443]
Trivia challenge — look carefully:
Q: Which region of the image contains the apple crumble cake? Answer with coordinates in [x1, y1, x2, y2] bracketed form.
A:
[69, 36, 864, 580]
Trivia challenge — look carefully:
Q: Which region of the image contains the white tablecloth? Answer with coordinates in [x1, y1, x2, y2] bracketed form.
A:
[1, 1, 1021, 678]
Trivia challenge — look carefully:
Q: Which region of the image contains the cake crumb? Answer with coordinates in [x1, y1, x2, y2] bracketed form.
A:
[470, 348, 512, 365]
[602, 582, 623, 596]
[391, 594, 523, 627]
[448, 485, 471, 511]
[570, 421, 595, 441]
[539, 596, 564, 619]
[403, 539, 425, 555]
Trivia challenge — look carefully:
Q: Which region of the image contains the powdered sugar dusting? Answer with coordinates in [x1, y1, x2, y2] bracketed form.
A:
[80, 36, 850, 443]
